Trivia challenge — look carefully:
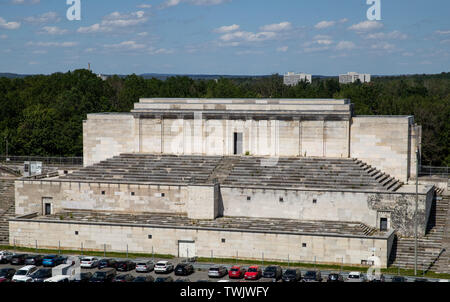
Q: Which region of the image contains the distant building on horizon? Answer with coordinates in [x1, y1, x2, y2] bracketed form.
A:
[97, 74, 108, 81]
[283, 72, 312, 85]
[339, 72, 371, 84]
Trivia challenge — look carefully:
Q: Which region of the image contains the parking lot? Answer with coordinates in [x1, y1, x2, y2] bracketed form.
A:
[0, 251, 448, 282]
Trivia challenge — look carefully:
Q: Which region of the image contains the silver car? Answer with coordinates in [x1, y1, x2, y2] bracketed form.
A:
[0, 251, 13, 263]
[136, 260, 155, 273]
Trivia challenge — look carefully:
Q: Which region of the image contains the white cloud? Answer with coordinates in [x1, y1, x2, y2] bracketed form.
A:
[214, 24, 239, 33]
[371, 42, 395, 50]
[315, 20, 335, 29]
[348, 21, 383, 32]
[220, 31, 276, 43]
[314, 18, 348, 29]
[235, 50, 264, 55]
[336, 41, 356, 50]
[260, 22, 291, 32]
[365, 30, 407, 40]
[104, 40, 146, 50]
[39, 26, 68, 35]
[436, 30, 450, 35]
[137, 32, 148, 36]
[78, 11, 148, 34]
[27, 41, 78, 47]
[24, 12, 61, 24]
[160, 0, 229, 8]
[276, 46, 288, 52]
[137, 4, 152, 9]
[12, 0, 40, 4]
[32, 50, 48, 54]
[0, 17, 21, 30]
[0, 34, 7, 39]
[148, 47, 174, 55]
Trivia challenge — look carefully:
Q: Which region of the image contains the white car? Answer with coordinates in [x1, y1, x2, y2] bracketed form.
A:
[44, 275, 70, 283]
[346, 272, 367, 282]
[0, 251, 13, 263]
[154, 261, 174, 274]
[12, 265, 38, 282]
[80, 257, 99, 268]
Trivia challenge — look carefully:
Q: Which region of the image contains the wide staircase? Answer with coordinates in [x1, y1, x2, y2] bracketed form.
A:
[60, 154, 224, 185]
[0, 179, 15, 245]
[222, 157, 403, 191]
[389, 194, 449, 273]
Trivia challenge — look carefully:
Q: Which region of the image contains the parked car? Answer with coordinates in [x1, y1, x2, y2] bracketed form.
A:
[12, 265, 37, 282]
[244, 266, 262, 280]
[25, 255, 44, 266]
[133, 275, 155, 282]
[72, 272, 93, 283]
[113, 274, 135, 282]
[414, 278, 428, 282]
[175, 263, 194, 276]
[175, 278, 191, 282]
[80, 257, 99, 268]
[346, 272, 367, 282]
[154, 261, 174, 274]
[391, 276, 407, 282]
[302, 270, 322, 282]
[136, 260, 155, 273]
[282, 269, 302, 282]
[208, 266, 228, 278]
[10, 254, 28, 265]
[116, 260, 136, 272]
[29, 268, 52, 282]
[44, 275, 70, 283]
[98, 258, 117, 269]
[369, 274, 385, 282]
[262, 265, 283, 281]
[229, 265, 247, 279]
[0, 268, 16, 282]
[155, 276, 174, 282]
[0, 251, 13, 264]
[42, 255, 65, 267]
[327, 273, 344, 282]
[89, 268, 116, 283]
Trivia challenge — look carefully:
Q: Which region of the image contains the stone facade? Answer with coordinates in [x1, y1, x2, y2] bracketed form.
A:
[9, 219, 395, 267]
[83, 99, 420, 182]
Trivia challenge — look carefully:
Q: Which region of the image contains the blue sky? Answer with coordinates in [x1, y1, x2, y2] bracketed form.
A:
[0, 0, 449, 75]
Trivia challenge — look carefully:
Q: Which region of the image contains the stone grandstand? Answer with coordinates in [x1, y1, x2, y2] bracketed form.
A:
[59, 154, 403, 192]
[8, 98, 448, 271]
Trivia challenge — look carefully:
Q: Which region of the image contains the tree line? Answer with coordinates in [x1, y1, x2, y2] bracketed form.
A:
[0, 69, 448, 166]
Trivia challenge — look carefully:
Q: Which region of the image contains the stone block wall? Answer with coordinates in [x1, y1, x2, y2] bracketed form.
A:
[9, 219, 394, 267]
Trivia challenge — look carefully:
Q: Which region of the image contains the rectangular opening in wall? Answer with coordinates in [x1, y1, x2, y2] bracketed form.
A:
[313, 199, 317, 204]
[302, 243, 307, 248]
[101, 191, 105, 195]
[221, 238, 226, 243]
[246, 196, 251, 201]
[380, 218, 388, 231]
[131, 192, 135, 196]
[234, 132, 243, 155]
[44, 203, 51, 215]
[279, 197, 284, 202]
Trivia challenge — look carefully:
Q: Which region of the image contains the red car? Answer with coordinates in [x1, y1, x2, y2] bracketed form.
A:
[229, 266, 247, 279]
[244, 266, 262, 280]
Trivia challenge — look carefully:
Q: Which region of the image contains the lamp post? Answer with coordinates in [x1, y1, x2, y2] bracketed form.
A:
[414, 148, 419, 275]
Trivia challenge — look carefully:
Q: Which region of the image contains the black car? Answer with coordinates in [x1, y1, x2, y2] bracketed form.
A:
[89, 268, 117, 283]
[327, 273, 344, 282]
[175, 278, 191, 282]
[262, 265, 283, 281]
[113, 274, 135, 282]
[133, 275, 155, 282]
[29, 268, 52, 282]
[10, 254, 28, 265]
[391, 276, 407, 282]
[414, 278, 428, 282]
[302, 270, 322, 282]
[0, 268, 16, 282]
[175, 263, 195, 276]
[155, 276, 174, 282]
[72, 272, 93, 283]
[282, 269, 302, 282]
[98, 258, 117, 269]
[25, 255, 44, 266]
[116, 260, 136, 272]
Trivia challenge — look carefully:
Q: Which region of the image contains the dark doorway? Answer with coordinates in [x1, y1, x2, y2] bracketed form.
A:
[44, 203, 52, 215]
[233, 132, 243, 155]
[380, 218, 388, 231]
